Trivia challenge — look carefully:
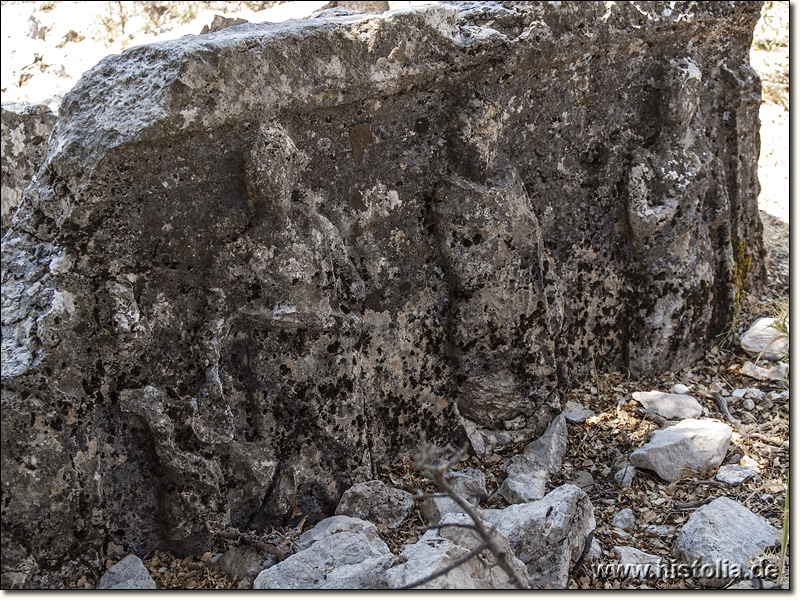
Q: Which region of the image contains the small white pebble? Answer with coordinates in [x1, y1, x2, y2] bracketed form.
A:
[672, 383, 690, 394]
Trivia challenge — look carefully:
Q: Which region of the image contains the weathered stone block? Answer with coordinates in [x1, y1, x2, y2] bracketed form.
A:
[1, 1, 764, 587]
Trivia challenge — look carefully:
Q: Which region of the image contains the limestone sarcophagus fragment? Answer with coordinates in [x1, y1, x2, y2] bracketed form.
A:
[1, 1, 763, 587]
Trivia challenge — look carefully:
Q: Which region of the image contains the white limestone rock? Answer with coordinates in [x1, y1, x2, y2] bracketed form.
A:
[97, 554, 156, 590]
[254, 516, 394, 589]
[296, 515, 381, 550]
[672, 496, 780, 588]
[379, 512, 528, 589]
[629, 419, 732, 482]
[644, 524, 670, 537]
[611, 508, 636, 532]
[481, 484, 595, 589]
[741, 361, 788, 382]
[739, 317, 789, 361]
[614, 546, 662, 579]
[498, 413, 567, 503]
[715, 464, 758, 485]
[632, 390, 702, 420]
[563, 401, 594, 423]
[421, 468, 487, 523]
[523, 412, 568, 473]
[614, 463, 637, 488]
[497, 459, 548, 503]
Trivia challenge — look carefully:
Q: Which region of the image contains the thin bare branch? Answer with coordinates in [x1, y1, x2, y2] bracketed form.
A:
[410, 443, 528, 589]
[204, 520, 288, 561]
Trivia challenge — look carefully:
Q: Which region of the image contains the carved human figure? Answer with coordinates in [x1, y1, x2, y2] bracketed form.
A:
[625, 57, 734, 372]
[434, 93, 563, 433]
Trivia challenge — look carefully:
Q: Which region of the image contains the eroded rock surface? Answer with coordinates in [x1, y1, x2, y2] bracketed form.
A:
[1, 1, 764, 588]
[335, 480, 413, 528]
[1, 101, 57, 235]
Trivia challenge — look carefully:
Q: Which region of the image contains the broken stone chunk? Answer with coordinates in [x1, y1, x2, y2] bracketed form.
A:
[629, 419, 732, 482]
[255, 516, 394, 589]
[614, 546, 662, 579]
[672, 497, 780, 588]
[498, 457, 548, 504]
[97, 555, 156, 590]
[335, 480, 413, 528]
[379, 512, 527, 589]
[741, 361, 788, 381]
[498, 413, 568, 503]
[739, 317, 789, 361]
[563, 401, 594, 423]
[421, 468, 487, 523]
[614, 463, 637, 488]
[481, 485, 596, 589]
[715, 464, 758, 485]
[632, 390, 702, 420]
[611, 508, 636, 532]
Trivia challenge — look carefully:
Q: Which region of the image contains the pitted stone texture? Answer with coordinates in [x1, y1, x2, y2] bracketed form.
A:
[672, 497, 780, 588]
[335, 480, 413, 528]
[254, 516, 393, 589]
[482, 484, 595, 589]
[633, 391, 703, 420]
[97, 555, 156, 590]
[739, 317, 789, 361]
[629, 419, 732, 482]
[1, 1, 764, 587]
[1, 102, 57, 235]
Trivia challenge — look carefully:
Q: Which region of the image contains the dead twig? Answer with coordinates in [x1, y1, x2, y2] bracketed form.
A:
[204, 520, 296, 561]
[745, 432, 785, 447]
[403, 443, 528, 590]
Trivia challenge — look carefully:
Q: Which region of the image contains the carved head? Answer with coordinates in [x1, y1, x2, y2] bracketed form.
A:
[658, 57, 703, 130]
